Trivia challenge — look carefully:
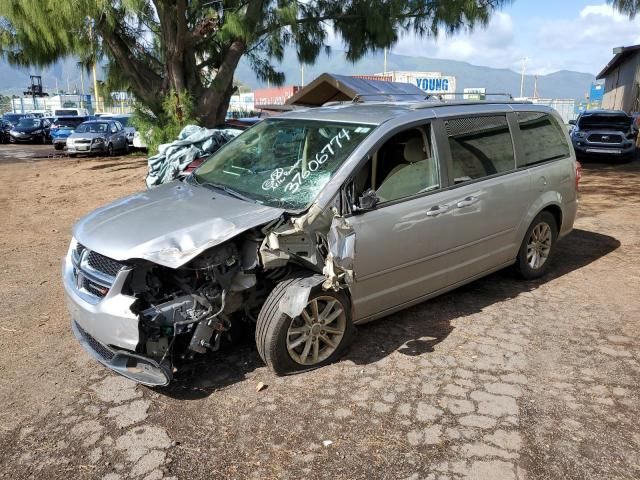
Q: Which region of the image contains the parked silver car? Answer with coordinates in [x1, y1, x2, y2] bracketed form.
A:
[63, 101, 579, 386]
[66, 120, 129, 156]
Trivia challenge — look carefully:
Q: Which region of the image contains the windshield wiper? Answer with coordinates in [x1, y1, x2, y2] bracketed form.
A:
[200, 181, 255, 203]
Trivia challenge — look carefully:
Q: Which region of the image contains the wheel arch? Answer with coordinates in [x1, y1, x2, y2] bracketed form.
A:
[541, 204, 563, 232]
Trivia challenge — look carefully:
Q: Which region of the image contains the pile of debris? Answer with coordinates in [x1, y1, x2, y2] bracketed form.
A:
[146, 125, 241, 187]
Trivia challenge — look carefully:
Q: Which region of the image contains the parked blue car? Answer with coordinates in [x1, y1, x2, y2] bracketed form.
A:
[51, 116, 94, 150]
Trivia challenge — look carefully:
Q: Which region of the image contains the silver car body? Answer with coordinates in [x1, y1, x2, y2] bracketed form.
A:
[63, 100, 578, 385]
[67, 120, 128, 154]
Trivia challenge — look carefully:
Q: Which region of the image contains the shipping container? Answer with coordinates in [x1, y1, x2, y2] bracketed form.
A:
[371, 71, 457, 96]
[254, 86, 301, 107]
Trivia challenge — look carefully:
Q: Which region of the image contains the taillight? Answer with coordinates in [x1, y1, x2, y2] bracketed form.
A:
[575, 161, 582, 191]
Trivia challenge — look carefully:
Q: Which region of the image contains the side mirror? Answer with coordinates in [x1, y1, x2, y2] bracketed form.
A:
[568, 119, 576, 126]
[354, 188, 380, 213]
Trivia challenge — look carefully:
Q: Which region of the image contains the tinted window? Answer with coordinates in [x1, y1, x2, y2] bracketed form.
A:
[516, 112, 570, 167]
[445, 115, 515, 184]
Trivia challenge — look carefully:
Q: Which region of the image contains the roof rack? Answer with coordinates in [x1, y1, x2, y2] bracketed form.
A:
[351, 92, 428, 102]
[425, 92, 514, 100]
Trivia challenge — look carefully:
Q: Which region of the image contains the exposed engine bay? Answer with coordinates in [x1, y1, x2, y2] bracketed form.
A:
[117, 206, 354, 380]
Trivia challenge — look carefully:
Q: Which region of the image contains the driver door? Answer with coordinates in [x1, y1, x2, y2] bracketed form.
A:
[346, 123, 455, 321]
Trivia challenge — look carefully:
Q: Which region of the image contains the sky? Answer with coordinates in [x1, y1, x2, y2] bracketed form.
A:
[367, 1, 640, 76]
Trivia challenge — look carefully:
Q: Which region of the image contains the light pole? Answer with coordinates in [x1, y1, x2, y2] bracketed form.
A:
[520, 57, 529, 98]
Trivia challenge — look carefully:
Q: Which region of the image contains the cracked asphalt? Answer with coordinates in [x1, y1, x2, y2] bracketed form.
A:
[0, 144, 638, 479]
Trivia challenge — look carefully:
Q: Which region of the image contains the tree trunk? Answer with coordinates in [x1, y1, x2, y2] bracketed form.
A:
[196, 40, 247, 127]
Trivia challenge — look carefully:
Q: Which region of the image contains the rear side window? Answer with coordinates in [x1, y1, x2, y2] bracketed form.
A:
[445, 115, 515, 184]
[516, 112, 570, 167]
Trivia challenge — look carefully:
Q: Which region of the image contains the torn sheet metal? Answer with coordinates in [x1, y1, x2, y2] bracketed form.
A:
[323, 216, 355, 290]
[278, 275, 325, 318]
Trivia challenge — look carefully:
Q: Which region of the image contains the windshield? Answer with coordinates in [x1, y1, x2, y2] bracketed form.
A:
[113, 117, 129, 127]
[76, 122, 109, 133]
[194, 119, 374, 210]
[55, 117, 85, 128]
[4, 114, 25, 123]
[578, 114, 632, 131]
[55, 109, 78, 116]
[16, 119, 41, 128]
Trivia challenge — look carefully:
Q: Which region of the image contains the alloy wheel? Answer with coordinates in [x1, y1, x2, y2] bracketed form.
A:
[526, 222, 552, 270]
[286, 296, 347, 366]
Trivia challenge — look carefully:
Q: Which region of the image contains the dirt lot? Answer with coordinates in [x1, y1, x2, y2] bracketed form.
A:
[0, 143, 638, 480]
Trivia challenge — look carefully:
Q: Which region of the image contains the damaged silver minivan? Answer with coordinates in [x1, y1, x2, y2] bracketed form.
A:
[63, 101, 579, 386]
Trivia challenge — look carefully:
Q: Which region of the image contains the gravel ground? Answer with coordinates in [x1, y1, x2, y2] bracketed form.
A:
[0, 144, 638, 480]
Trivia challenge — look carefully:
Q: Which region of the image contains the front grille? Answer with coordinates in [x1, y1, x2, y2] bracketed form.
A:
[83, 277, 109, 298]
[73, 242, 86, 263]
[75, 321, 115, 361]
[587, 133, 622, 143]
[70, 241, 125, 301]
[86, 251, 125, 277]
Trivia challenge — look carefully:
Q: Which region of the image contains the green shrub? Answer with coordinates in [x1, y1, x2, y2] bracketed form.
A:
[131, 90, 199, 155]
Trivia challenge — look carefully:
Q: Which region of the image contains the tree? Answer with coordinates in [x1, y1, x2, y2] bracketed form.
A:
[610, 0, 640, 17]
[0, 0, 510, 127]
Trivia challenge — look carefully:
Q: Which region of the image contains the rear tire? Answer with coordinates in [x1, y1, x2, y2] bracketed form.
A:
[256, 277, 354, 375]
[516, 211, 558, 280]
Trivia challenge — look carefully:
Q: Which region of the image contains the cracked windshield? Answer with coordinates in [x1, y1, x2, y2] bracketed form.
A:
[193, 119, 373, 209]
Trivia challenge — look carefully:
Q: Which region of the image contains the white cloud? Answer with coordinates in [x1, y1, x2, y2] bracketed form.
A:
[391, 12, 520, 69]
[326, 4, 640, 75]
[579, 4, 627, 21]
[536, 3, 640, 74]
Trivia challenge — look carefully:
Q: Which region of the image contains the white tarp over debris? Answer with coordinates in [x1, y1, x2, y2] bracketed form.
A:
[146, 125, 241, 188]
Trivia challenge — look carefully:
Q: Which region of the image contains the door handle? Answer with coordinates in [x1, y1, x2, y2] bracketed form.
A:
[456, 196, 478, 208]
[426, 205, 450, 216]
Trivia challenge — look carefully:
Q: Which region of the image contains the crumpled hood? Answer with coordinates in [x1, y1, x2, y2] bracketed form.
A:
[73, 181, 285, 268]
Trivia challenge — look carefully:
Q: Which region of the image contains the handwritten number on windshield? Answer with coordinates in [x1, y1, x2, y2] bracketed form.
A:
[264, 128, 351, 194]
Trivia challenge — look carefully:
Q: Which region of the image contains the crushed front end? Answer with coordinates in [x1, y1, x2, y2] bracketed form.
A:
[63, 232, 282, 386]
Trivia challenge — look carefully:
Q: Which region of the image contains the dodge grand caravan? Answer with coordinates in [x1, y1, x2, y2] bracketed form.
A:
[63, 101, 579, 386]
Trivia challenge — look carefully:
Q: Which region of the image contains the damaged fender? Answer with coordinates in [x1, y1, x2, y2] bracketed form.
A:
[323, 215, 356, 290]
[278, 275, 326, 318]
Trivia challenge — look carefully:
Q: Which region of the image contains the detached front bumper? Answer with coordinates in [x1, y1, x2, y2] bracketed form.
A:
[71, 320, 172, 386]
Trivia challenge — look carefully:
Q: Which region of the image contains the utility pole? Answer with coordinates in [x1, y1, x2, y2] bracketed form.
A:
[89, 19, 100, 112]
[80, 68, 85, 110]
[301, 65, 304, 87]
[520, 57, 529, 98]
[384, 47, 388, 75]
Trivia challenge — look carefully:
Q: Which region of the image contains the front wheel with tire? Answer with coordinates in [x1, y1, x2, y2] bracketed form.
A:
[256, 278, 354, 375]
[516, 211, 558, 280]
[107, 143, 114, 156]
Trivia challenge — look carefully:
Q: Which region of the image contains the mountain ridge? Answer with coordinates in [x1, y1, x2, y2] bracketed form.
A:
[0, 50, 596, 101]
